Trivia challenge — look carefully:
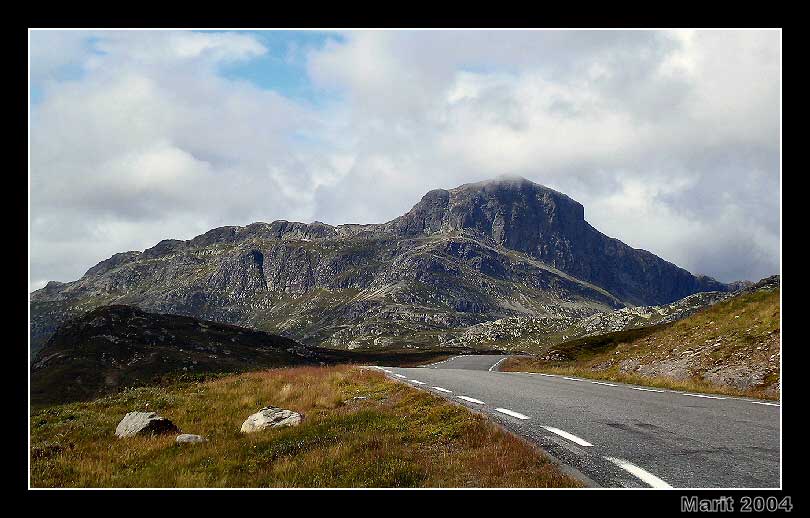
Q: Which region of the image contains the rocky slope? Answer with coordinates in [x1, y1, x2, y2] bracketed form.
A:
[504, 276, 780, 398]
[31, 176, 731, 354]
[445, 288, 739, 353]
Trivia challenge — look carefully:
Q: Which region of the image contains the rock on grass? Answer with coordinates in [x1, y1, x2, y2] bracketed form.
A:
[115, 411, 179, 438]
[241, 406, 301, 433]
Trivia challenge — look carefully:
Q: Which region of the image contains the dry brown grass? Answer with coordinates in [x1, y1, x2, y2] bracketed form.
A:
[501, 358, 777, 400]
[501, 289, 780, 401]
[31, 365, 581, 488]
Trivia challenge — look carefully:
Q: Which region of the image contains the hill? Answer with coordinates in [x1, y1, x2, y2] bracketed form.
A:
[502, 277, 780, 399]
[31, 305, 493, 407]
[31, 305, 318, 406]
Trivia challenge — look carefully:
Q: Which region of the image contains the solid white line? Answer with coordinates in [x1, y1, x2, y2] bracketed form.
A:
[535, 373, 557, 377]
[432, 387, 452, 393]
[680, 393, 726, 400]
[591, 381, 617, 387]
[631, 387, 665, 393]
[542, 426, 593, 447]
[754, 401, 780, 406]
[604, 457, 672, 488]
[495, 408, 530, 420]
[458, 395, 486, 405]
[488, 358, 506, 372]
[394, 374, 406, 378]
[409, 380, 425, 385]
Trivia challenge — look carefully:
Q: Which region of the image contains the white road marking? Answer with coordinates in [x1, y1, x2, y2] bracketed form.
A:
[562, 376, 579, 381]
[535, 373, 557, 377]
[495, 408, 530, 420]
[542, 426, 593, 447]
[631, 387, 665, 393]
[409, 380, 425, 385]
[754, 401, 780, 406]
[383, 370, 393, 374]
[604, 457, 672, 488]
[426, 355, 459, 368]
[680, 393, 725, 400]
[432, 387, 452, 393]
[394, 374, 406, 378]
[488, 358, 507, 372]
[591, 381, 617, 387]
[458, 396, 486, 405]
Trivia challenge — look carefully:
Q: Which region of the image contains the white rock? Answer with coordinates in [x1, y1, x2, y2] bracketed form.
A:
[176, 434, 206, 444]
[240, 406, 302, 433]
[115, 411, 179, 438]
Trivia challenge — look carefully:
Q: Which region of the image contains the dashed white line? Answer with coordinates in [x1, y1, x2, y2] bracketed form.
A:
[680, 393, 726, 400]
[458, 396, 486, 405]
[394, 374, 406, 378]
[426, 355, 459, 368]
[631, 387, 666, 393]
[542, 426, 593, 447]
[495, 408, 530, 420]
[432, 387, 452, 393]
[488, 358, 507, 372]
[591, 381, 617, 387]
[562, 376, 579, 381]
[604, 456, 672, 488]
[409, 380, 426, 385]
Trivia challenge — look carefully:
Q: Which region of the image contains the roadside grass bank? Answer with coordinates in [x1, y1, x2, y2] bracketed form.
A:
[502, 289, 780, 401]
[500, 357, 776, 400]
[31, 365, 581, 488]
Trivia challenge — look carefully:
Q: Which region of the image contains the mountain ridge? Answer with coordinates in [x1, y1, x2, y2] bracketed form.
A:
[31, 176, 732, 354]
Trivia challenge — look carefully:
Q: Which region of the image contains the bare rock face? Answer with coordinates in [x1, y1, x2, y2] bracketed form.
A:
[240, 406, 302, 433]
[115, 411, 179, 438]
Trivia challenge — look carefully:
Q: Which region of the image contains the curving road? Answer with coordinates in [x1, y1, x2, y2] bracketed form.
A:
[375, 354, 780, 488]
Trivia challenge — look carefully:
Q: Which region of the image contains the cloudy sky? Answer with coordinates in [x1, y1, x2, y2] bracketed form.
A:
[29, 29, 780, 290]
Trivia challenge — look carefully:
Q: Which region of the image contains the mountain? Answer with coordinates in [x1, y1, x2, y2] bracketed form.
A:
[30, 305, 317, 406]
[30, 176, 730, 355]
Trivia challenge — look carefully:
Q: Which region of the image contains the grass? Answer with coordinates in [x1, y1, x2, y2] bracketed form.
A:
[501, 358, 776, 399]
[502, 289, 780, 401]
[31, 365, 581, 488]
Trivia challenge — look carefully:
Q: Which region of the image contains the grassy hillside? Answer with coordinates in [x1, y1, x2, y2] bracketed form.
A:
[31, 366, 580, 488]
[31, 305, 501, 408]
[502, 288, 780, 400]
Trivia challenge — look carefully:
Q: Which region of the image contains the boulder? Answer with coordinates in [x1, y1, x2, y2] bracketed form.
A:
[241, 406, 301, 433]
[115, 411, 179, 438]
[176, 433, 206, 444]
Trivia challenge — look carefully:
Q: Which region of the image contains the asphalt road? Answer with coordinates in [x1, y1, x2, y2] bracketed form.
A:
[376, 354, 780, 488]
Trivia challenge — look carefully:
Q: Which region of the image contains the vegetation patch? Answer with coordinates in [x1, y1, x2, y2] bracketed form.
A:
[502, 289, 780, 401]
[31, 365, 581, 488]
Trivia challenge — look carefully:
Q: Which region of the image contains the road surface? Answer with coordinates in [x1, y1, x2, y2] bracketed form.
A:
[374, 354, 780, 488]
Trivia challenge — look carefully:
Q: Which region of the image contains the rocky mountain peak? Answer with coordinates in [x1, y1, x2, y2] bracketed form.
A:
[31, 176, 735, 355]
